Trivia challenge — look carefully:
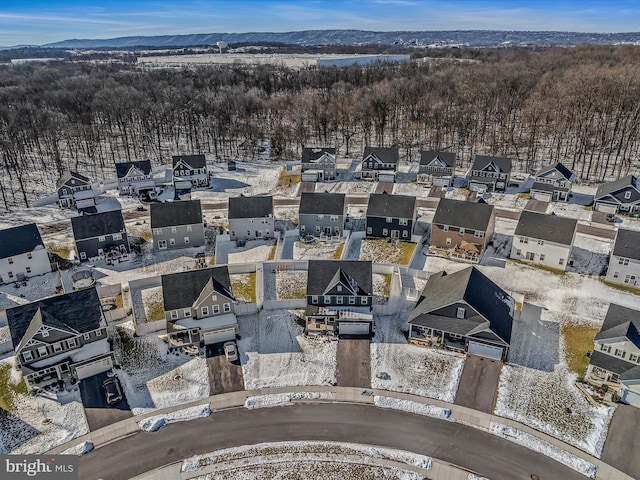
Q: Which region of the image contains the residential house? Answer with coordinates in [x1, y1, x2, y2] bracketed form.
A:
[418, 151, 456, 187]
[301, 147, 337, 182]
[529, 162, 575, 202]
[6, 287, 114, 392]
[172, 154, 209, 188]
[365, 193, 417, 240]
[359, 147, 399, 182]
[605, 229, 640, 287]
[594, 175, 640, 214]
[298, 192, 346, 238]
[585, 303, 640, 407]
[468, 155, 512, 192]
[162, 267, 238, 348]
[57, 170, 94, 209]
[430, 198, 496, 262]
[115, 160, 154, 195]
[0, 223, 51, 284]
[228, 195, 274, 241]
[305, 260, 374, 336]
[408, 267, 514, 360]
[510, 211, 577, 271]
[71, 210, 130, 263]
[150, 200, 205, 250]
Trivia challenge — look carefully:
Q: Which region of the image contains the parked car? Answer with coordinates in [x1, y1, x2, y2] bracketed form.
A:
[103, 377, 123, 405]
[223, 341, 238, 362]
[606, 213, 616, 223]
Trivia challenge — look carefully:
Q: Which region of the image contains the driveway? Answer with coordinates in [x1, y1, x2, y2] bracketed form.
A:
[79, 371, 132, 431]
[601, 403, 640, 479]
[454, 354, 502, 413]
[336, 338, 370, 388]
[205, 343, 245, 395]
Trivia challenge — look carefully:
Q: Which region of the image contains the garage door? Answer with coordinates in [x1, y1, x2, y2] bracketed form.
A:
[622, 389, 640, 407]
[75, 356, 113, 380]
[433, 178, 450, 188]
[469, 182, 487, 193]
[467, 341, 503, 360]
[530, 190, 552, 202]
[339, 322, 370, 335]
[202, 328, 236, 345]
[595, 202, 618, 214]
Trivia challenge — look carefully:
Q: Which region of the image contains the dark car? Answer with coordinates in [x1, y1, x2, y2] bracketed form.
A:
[103, 377, 123, 405]
[606, 213, 616, 223]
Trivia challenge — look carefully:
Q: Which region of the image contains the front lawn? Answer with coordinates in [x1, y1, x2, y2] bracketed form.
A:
[0, 362, 27, 411]
[561, 323, 599, 378]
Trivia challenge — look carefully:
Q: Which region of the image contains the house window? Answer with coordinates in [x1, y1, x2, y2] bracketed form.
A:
[113, 233, 122, 241]
[187, 225, 193, 232]
[312, 296, 318, 304]
[27, 253, 32, 260]
[324, 296, 331, 303]
[22, 351, 33, 362]
[559, 258, 564, 265]
[459, 228, 465, 235]
[445, 238, 451, 246]
[450, 333, 462, 339]
[613, 271, 619, 279]
[83, 333, 91, 341]
[386, 217, 393, 223]
[600, 344, 611, 353]
[349, 297, 356, 305]
[37, 346, 48, 357]
[473, 231, 484, 238]
[96, 329, 104, 337]
[183, 309, 191, 317]
[456, 307, 465, 319]
[153, 228, 163, 235]
[337, 297, 343, 304]
[318, 215, 324, 220]
[213, 305, 220, 314]
[26, 267, 31, 274]
[170, 311, 178, 320]
[247, 230, 252, 236]
[537, 239, 544, 245]
[615, 348, 626, 358]
[171, 227, 177, 233]
[402, 230, 408, 238]
[169, 238, 176, 245]
[337, 285, 342, 292]
[53, 343, 63, 353]
[539, 254, 545, 261]
[624, 274, 636, 284]
[399, 218, 408, 226]
[8, 272, 13, 278]
[223, 303, 231, 312]
[315, 226, 321, 233]
[516, 249, 522, 256]
[443, 225, 449, 232]
[624, 191, 632, 199]
[619, 258, 629, 265]
[80, 252, 87, 260]
[98, 236, 106, 242]
[201, 306, 209, 316]
[8, 257, 13, 264]
[629, 353, 639, 363]
[212, 295, 218, 301]
[330, 215, 338, 222]
[41, 329, 49, 338]
[184, 237, 190, 244]
[361, 297, 368, 304]
[520, 236, 528, 244]
[59, 363, 69, 372]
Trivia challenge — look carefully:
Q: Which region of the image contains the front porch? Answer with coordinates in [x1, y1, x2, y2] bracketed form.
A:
[409, 325, 466, 353]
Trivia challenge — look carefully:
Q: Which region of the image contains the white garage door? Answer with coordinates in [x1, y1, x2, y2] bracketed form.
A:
[433, 178, 450, 188]
[531, 190, 552, 202]
[75, 356, 113, 380]
[339, 322, 370, 335]
[595, 202, 617, 214]
[622, 389, 640, 407]
[202, 328, 236, 345]
[467, 341, 503, 360]
[469, 182, 487, 193]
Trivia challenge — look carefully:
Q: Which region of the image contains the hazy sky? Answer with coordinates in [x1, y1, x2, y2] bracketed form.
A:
[1, 0, 639, 46]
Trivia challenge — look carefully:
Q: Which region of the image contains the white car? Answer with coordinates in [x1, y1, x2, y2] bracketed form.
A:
[223, 341, 238, 362]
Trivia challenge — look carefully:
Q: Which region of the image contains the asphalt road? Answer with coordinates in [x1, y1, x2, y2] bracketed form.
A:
[77, 403, 587, 480]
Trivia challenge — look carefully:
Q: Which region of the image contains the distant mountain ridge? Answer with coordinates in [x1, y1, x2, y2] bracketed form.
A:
[42, 29, 640, 49]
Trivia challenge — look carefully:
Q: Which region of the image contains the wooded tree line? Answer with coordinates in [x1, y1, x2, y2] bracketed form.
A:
[1, 44, 640, 209]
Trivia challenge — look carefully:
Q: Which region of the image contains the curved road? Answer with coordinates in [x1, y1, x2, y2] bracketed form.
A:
[78, 403, 586, 480]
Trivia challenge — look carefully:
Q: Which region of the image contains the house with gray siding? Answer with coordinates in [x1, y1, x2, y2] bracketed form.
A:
[162, 267, 238, 348]
[57, 170, 95, 209]
[150, 200, 205, 250]
[116, 160, 154, 195]
[408, 267, 514, 360]
[172, 154, 209, 188]
[359, 147, 399, 182]
[529, 162, 575, 202]
[0, 223, 51, 284]
[228, 195, 274, 241]
[365, 193, 416, 240]
[418, 151, 456, 187]
[6, 287, 114, 392]
[301, 147, 337, 182]
[305, 260, 373, 336]
[298, 192, 346, 238]
[468, 155, 512, 192]
[605, 229, 640, 287]
[594, 175, 640, 214]
[71, 210, 130, 263]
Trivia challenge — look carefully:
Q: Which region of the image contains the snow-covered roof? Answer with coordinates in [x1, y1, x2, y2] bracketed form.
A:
[73, 189, 96, 200]
[174, 312, 237, 331]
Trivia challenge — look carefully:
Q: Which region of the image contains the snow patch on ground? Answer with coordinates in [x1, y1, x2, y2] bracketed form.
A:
[60, 441, 93, 456]
[373, 396, 451, 420]
[244, 391, 333, 409]
[293, 240, 341, 260]
[275, 270, 307, 299]
[138, 404, 211, 432]
[228, 243, 274, 264]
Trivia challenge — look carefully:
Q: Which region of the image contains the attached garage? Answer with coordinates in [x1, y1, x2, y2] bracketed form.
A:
[467, 340, 504, 360]
[338, 322, 371, 336]
[595, 202, 618, 214]
[469, 182, 488, 193]
[202, 327, 236, 345]
[378, 172, 396, 183]
[622, 388, 640, 408]
[433, 177, 451, 188]
[74, 355, 113, 380]
[530, 190, 552, 202]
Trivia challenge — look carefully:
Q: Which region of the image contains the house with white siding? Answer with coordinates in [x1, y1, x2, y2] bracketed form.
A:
[0, 223, 51, 284]
[605, 228, 640, 287]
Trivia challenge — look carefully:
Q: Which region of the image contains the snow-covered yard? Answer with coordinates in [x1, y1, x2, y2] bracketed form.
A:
[0, 271, 61, 310]
[293, 240, 342, 260]
[275, 270, 307, 299]
[360, 239, 416, 265]
[226, 241, 276, 265]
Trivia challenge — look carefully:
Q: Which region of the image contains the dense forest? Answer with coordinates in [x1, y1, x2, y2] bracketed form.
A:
[1, 44, 640, 209]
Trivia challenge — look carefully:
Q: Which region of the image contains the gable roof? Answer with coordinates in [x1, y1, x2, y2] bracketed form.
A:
[115, 160, 152, 178]
[535, 162, 574, 181]
[420, 151, 456, 168]
[71, 210, 126, 240]
[0, 223, 45, 259]
[172, 154, 206, 169]
[595, 303, 640, 349]
[612, 228, 640, 260]
[6, 288, 102, 350]
[299, 192, 345, 216]
[363, 147, 399, 164]
[432, 198, 494, 232]
[228, 195, 274, 219]
[302, 147, 336, 162]
[514, 211, 577, 245]
[409, 267, 514, 344]
[150, 200, 203, 228]
[471, 155, 512, 174]
[366, 193, 416, 219]
[307, 260, 373, 297]
[56, 170, 90, 189]
[595, 175, 640, 200]
[161, 266, 234, 312]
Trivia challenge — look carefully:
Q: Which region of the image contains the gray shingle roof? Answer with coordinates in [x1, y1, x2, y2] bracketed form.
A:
[71, 210, 126, 240]
[299, 192, 345, 216]
[115, 160, 152, 178]
[307, 260, 373, 297]
[363, 147, 399, 164]
[514, 211, 577, 245]
[366, 193, 416, 219]
[172, 154, 206, 169]
[409, 267, 514, 344]
[162, 266, 234, 312]
[6, 288, 102, 349]
[0, 223, 45, 259]
[228, 195, 274, 219]
[595, 303, 640, 349]
[150, 200, 203, 228]
[302, 147, 336, 162]
[471, 155, 512, 174]
[420, 151, 456, 168]
[535, 162, 574, 181]
[612, 228, 640, 260]
[595, 175, 640, 200]
[56, 170, 90, 189]
[432, 198, 494, 232]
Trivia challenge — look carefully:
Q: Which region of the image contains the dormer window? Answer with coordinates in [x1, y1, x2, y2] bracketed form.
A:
[337, 285, 342, 292]
[624, 191, 632, 199]
[41, 330, 49, 338]
[443, 225, 449, 232]
[8, 257, 13, 264]
[22, 351, 33, 362]
[456, 307, 465, 319]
